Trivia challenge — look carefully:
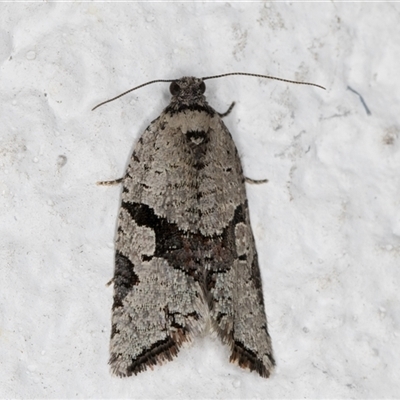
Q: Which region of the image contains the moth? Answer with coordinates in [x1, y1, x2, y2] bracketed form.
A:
[94, 73, 324, 378]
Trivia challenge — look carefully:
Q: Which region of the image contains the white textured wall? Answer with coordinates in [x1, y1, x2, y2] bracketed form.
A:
[1, 2, 399, 398]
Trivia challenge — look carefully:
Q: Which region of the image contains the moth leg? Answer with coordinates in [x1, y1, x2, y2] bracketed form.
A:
[218, 102, 235, 118]
[245, 177, 268, 184]
[97, 177, 124, 186]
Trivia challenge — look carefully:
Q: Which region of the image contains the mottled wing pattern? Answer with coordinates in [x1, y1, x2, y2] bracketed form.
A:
[209, 200, 275, 377]
[109, 115, 209, 377]
[108, 76, 274, 378]
[202, 123, 275, 378]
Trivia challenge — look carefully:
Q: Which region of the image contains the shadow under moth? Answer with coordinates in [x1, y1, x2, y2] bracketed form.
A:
[94, 72, 324, 378]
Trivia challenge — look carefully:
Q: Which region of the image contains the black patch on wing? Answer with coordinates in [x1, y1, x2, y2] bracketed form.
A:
[112, 252, 140, 310]
[121, 201, 244, 282]
[186, 130, 208, 144]
[185, 130, 210, 170]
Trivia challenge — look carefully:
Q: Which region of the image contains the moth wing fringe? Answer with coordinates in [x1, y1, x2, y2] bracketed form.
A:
[229, 341, 274, 378]
[110, 329, 194, 377]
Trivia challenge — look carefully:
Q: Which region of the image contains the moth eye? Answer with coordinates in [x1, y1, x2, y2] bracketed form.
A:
[199, 81, 206, 94]
[170, 81, 180, 95]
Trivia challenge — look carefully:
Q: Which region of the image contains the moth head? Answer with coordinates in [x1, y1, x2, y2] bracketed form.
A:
[169, 77, 206, 104]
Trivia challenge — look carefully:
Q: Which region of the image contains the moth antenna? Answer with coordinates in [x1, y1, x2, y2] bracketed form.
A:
[93, 72, 325, 111]
[92, 79, 174, 111]
[202, 72, 326, 90]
